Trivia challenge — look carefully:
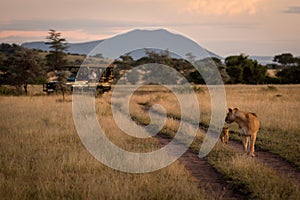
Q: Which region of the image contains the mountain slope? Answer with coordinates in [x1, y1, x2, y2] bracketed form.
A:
[22, 29, 223, 60]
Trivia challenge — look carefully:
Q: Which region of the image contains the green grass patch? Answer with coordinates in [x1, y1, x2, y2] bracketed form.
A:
[256, 129, 300, 169]
[208, 145, 300, 200]
[131, 104, 300, 200]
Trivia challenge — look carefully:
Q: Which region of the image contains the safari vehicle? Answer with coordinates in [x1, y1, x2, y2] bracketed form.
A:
[43, 81, 58, 93]
[43, 65, 114, 95]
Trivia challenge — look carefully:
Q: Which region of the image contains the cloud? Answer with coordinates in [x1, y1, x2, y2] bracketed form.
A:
[0, 19, 151, 42]
[0, 19, 138, 31]
[0, 18, 197, 43]
[0, 18, 185, 33]
[0, 17, 261, 44]
[0, 29, 115, 44]
[284, 6, 300, 14]
[186, 0, 262, 16]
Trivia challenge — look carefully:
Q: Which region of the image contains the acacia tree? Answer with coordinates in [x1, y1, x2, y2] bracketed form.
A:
[273, 53, 300, 83]
[185, 52, 196, 63]
[6, 48, 44, 94]
[45, 29, 68, 71]
[273, 53, 295, 67]
[225, 54, 266, 84]
[54, 70, 71, 101]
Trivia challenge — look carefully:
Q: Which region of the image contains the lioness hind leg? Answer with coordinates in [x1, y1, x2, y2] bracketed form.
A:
[220, 136, 224, 143]
[249, 133, 257, 157]
[241, 136, 249, 152]
[225, 135, 229, 144]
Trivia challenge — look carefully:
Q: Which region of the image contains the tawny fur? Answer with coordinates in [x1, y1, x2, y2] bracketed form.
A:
[220, 127, 229, 144]
[225, 108, 260, 157]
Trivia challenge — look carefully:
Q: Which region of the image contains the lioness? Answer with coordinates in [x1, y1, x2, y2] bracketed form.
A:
[225, 108, 260, 157]
[220, 127, 229, 144]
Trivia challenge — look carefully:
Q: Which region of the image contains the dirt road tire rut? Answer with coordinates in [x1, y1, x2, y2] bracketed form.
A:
[155, 133, 248, 200]
[226, 139, 300, 185]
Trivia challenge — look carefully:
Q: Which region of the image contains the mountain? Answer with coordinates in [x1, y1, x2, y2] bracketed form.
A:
[22, 29, 223, 60]
[22, 30, 279, 66]
[249, 56, 276, 65]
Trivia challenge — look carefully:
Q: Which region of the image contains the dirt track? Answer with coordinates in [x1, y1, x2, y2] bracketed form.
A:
[155, 133, 248, 200]
[226, 139, 300, 185]
[154, 125, 300, 199]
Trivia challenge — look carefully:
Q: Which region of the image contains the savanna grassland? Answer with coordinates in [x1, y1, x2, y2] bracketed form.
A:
[0, 84, 300, 199]
[0, 94, 206, 199]
[128, 84, 300, 199]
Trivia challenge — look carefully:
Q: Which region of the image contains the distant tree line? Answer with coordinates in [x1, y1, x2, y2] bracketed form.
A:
[0, 30, 300, 96]
[272, 53, 300, 84]
[113, 51, 300, 85]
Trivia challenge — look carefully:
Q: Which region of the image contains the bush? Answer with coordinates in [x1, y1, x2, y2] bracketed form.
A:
[277, 66, 300, 84]
[34, 77, 48, 85]
[0, 86, 18, 96]
[264, 76, 280, 84]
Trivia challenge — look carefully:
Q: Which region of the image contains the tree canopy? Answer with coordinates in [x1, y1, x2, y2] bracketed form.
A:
[272, 53, 300, 83]
[45, 29, 69, 71]
[225, 54, 267, 84]
[273, 53, 295, 66]
[2, 46, 45, 94]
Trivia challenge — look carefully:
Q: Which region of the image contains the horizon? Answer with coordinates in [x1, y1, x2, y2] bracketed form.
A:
[1, 0, 299, 57]
[16, 38, 300, 58]
[20, 31, 298, 58]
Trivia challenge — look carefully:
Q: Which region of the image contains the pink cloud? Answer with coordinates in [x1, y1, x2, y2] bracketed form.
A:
[0, 30, 46, 38]
[0, 30, 114, 43]
[186, 0, 263, 16]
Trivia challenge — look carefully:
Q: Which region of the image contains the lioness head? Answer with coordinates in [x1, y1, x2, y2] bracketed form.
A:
[225, 108, 238, 124]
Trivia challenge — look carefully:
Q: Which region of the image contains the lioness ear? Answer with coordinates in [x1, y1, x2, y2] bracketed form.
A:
[233, 108, 239, 111]
[228, 108, 232, 112]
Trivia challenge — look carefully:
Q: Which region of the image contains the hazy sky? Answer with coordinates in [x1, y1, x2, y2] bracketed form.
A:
[0, 0, 299, 57]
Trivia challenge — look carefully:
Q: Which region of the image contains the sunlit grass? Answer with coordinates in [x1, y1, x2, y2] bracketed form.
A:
[1, 84, 300, 199]
[131, 85, 300, 168]
[225, 85, 300, 168]
[209, 145, 300, 200]
[129, 85, 300, 199]
[0, 95, 207, 199]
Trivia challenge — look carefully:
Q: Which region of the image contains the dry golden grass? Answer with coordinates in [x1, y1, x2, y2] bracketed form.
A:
[131, 84, 300, 167]
[128, 85, 300, 199]
[266, 69, 279, 78]
[0, 95, 207, 199]
[224, 85, 300, 168]
[209, 145, 300, 200]
[224, 85, 300, 131]
[1, 84, 300, 199]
